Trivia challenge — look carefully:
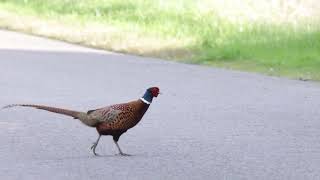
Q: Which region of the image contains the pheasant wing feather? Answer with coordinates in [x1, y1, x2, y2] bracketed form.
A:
[87, 106, 122, 124]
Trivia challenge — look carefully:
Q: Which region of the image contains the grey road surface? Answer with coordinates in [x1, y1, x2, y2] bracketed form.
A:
[0, 30, 320, 180]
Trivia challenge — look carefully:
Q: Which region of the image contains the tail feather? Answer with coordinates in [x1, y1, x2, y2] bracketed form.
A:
[3, 104, 81, 118]
[2, 104, 99, 127]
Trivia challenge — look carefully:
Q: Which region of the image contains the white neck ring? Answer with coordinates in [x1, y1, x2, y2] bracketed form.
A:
[140, 97, 151, 104]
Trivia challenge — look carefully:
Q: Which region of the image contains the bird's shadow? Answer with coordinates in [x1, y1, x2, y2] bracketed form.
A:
[41, 153, 146, 162]
[92, 153, 138, 158]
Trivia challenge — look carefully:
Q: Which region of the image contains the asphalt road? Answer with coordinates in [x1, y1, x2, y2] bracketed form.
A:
[0, 30, 320, 180]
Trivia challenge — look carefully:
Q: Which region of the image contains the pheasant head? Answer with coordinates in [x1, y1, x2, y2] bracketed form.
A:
[140, 87, 160, 104]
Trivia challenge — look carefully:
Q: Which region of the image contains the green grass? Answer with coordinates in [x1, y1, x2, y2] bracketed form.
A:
[0, 0, 320, 80]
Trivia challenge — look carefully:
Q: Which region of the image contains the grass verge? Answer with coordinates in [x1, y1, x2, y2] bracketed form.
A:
[0, 0, 319, 80]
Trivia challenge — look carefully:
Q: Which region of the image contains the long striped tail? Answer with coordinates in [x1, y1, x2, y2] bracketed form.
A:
[2, 104, 98, 127]
[2, 104, 81, 118]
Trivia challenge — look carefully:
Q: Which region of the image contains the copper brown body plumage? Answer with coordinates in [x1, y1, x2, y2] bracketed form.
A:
[2, 87, 160, 156]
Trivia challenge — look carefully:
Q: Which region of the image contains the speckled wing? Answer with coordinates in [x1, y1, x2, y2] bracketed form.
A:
[87, 103, 138, 130]
[87, 106, 122, 124]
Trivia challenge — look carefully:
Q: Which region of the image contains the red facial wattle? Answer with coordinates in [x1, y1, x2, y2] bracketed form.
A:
[151, 87, 160, 97]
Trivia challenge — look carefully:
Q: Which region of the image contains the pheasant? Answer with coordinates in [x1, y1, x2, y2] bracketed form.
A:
[2, 87, 160, 156]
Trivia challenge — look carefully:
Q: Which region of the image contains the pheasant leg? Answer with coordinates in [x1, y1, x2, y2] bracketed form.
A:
[91, 135, 101, 156]
[114, 140, 131, 156]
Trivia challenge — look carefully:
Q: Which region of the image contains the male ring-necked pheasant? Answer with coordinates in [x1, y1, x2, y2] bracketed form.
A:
[2, 87, 160, 156]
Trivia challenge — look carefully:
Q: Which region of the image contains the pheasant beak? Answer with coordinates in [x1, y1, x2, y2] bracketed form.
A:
[154, 92, 161, 97]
